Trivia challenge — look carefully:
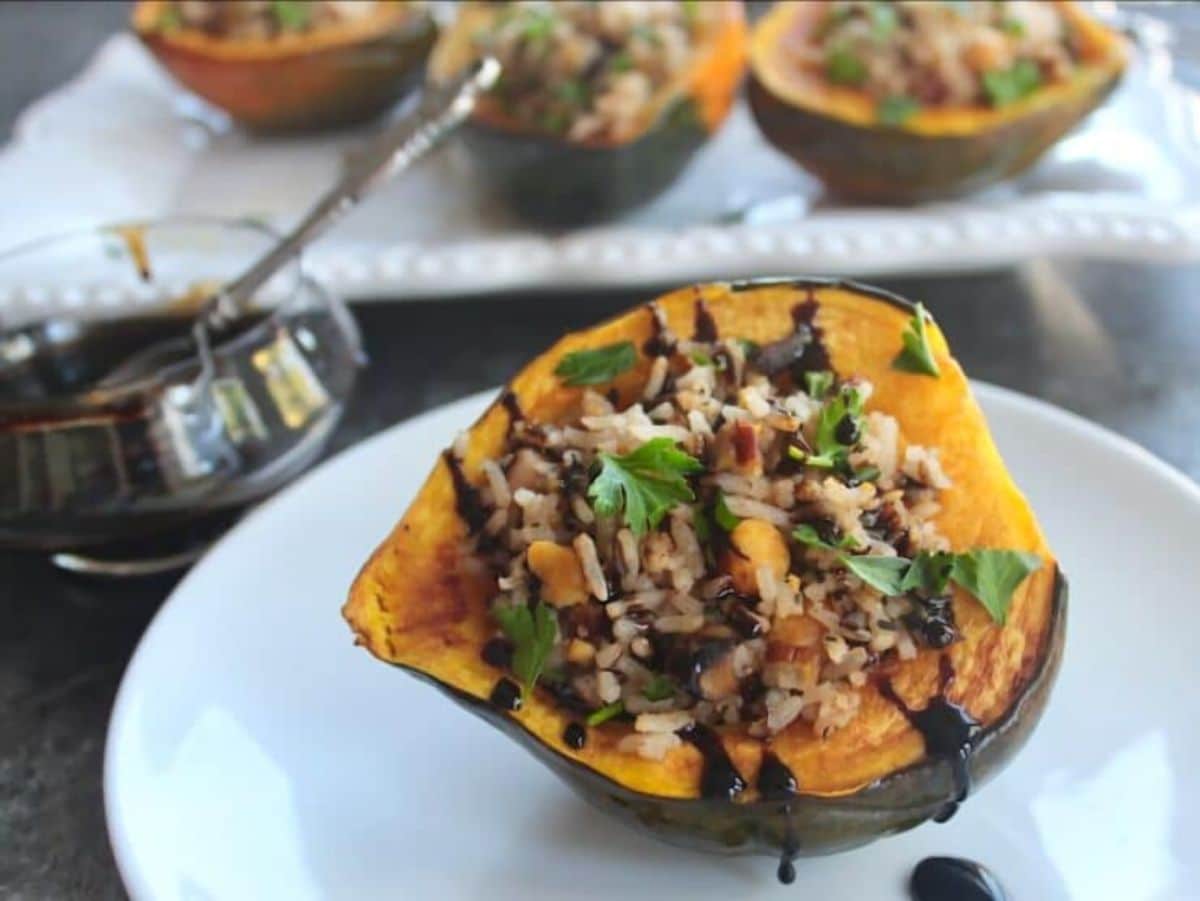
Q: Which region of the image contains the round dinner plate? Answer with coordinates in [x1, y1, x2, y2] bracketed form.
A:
[105, 385, 1200, 900]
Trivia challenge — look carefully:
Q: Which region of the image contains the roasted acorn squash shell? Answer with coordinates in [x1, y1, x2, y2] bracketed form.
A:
[344, 277, 1066, 859]
[132, 0, 437, 132]
[748, 0, 1127, 203]
[427, 1, 748, 225]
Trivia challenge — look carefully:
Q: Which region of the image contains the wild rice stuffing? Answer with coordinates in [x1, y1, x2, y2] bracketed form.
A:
[156, 0, 422, 38]
[794, 1, 1083, 114]
[473, 1, 719, 142]
[463, 300, 960, 761]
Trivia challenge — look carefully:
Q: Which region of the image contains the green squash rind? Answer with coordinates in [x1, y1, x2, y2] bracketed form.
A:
[458, 98, 710, 226]
[395, 570, 1065, 859]
[748, 62, 1123, 203]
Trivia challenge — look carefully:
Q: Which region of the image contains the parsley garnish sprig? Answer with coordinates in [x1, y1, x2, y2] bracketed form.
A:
[555, 341, 636, 386]
[588, 438, 703, 536]
[493, 601, 557, 699]
[893, 303, 941, 377]
[839, 549, 1043, 624]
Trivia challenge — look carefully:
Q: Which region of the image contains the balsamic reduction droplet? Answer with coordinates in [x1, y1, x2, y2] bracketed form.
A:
[678, 724, 746, 800]
[777, 857, 796, 885]
[443, 450, 488, 534]
[834, 413, 861, 445]
[489, 678, 522, 712]
[500, 390, 524, 432]
[563, 722, 587, 750]
[910, 857, 1006, 901]
[481, 637, 513, 669]
[757, 752, 798, 801]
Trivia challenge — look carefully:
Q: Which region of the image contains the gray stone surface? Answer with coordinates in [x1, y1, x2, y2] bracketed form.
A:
[0, 3, 1198, 899]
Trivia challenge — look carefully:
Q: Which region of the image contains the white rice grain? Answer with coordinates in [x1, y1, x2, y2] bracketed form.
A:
[573, 533, 609, 601]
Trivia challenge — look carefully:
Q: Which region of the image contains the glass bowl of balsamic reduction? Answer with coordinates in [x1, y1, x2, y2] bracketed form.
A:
[0, 218, 362, 552]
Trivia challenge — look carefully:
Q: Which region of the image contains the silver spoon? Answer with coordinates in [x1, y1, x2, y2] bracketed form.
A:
[98, 57, 501, 387]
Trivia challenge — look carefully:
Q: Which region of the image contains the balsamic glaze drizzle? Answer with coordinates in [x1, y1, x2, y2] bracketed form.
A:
[442, 450, 488, 534]
[563, 722, 587, 750]
[643, 303, 676, 357]
[878, 656, 981, 822]
[678, 724, 746, 800]
[500, 390, 524, 434]
[910, 856, 1006, 901]
[489, 678, 522, 712]
[789, 294, 831, 373]
[757, 752, 798, 801]
[756, 753, 800, 883]
[481, 637, 513, 669]
[693, 297, 720, 343]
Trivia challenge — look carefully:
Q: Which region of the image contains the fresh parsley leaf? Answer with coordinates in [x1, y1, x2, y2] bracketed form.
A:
[554, 79, 589, 108]
[518, 8, 555, 43]
[588, 438, 703, 536]
[271, 0, 312, 30]
[788, 387, 864, 470]
[586, 701, 625, 726]
[555, 341, 636, 386]
[1001, 16, 1026, 37]
[632, 24, 663, 46]
[869, 2, 899, 39]
[157, 5, 183, 31]
[839, 554, 911, 595]
[804, 370, 834, 399]
[851, 464, 882, 484]
[713, 491, 741, 532]
[900, 550, 956, 595]
[837, 548, 1041, 623]
[878, 95, 921, 126]
[642, 675, 676, 701]
[826, 47, 867, 86]
[793, 523, 860, 552]
[814, 385, 866, 463]
[609, 50, 633, 73]
[690, 350, 714, 367]
[681, 0, 699, 22]
[692, 508, 712, 545]
[539, 110, 570, 133]
[736, 338, 760, 358]
[893, 302, 941, 377]
[493, 601, 558, 699]
[982, 58, 1042, 106]
[949, 550, 1042, 624]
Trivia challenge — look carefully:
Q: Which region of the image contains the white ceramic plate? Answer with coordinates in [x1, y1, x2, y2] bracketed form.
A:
[105, 384, 1200, 901]
[3, 10, 1200, 315]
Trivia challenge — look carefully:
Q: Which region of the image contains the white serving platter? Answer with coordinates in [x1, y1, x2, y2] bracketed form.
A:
[1, 11, 1198, 316]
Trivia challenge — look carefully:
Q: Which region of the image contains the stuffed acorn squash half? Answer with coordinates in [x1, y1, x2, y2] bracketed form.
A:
[345, 279, 1065, 880]
[429, 1, 747, 225]
[749, 0, 1127, 202]
[133, 0, 436, 132]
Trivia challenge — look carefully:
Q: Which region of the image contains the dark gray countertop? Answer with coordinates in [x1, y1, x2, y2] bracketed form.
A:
[1, 4, 1198, 899]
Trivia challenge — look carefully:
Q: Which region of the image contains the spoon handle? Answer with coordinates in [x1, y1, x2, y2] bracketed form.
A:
[208, 57, 502, 328]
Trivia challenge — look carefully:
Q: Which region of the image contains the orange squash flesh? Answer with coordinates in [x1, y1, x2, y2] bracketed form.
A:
[132, 0, 436, 132]
[344, 280, 1060, 804]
